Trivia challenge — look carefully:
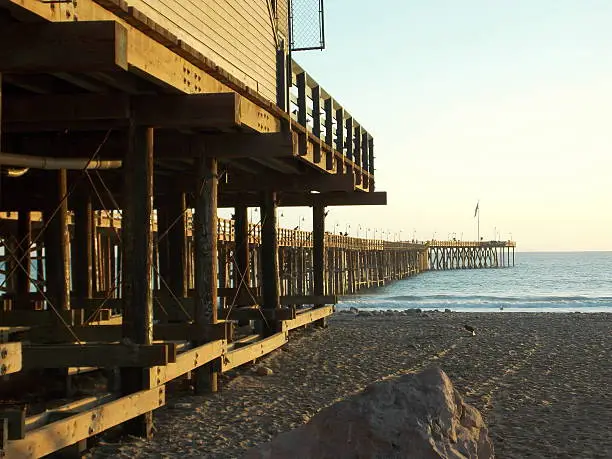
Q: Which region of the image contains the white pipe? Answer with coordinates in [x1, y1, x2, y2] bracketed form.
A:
[0, 152, 122, 170]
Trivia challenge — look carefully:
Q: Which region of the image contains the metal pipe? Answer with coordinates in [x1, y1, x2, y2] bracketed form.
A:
[0, 152, 122, 170]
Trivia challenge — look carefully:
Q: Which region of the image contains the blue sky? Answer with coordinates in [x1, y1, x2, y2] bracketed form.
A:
[282, 0, 612, 251]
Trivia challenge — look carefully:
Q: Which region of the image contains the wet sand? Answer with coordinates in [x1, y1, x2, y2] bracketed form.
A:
[89, 311, 612, 459]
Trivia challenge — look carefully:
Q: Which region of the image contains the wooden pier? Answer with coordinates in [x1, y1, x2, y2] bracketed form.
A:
[0, 0, 392, 456]
[0, 1, 517, 456]
[427, 240, 516, 270]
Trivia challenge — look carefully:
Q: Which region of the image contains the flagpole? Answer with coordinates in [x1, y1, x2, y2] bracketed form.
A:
[474, 200, 480, 242]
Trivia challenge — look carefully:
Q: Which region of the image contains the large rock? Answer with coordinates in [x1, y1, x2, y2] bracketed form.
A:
[243, 368, 494, 459]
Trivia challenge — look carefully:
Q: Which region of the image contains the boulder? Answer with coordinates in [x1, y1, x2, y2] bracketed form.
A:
[255, 366, 274, 376]
[357, 311, 374, 317]
[243, 367, 494, 459]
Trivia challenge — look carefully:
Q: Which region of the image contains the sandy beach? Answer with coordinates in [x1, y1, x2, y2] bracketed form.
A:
[89, 311, 612, 459]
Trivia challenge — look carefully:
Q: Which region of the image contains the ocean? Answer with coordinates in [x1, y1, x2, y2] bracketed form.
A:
[337, 251, 612, 313]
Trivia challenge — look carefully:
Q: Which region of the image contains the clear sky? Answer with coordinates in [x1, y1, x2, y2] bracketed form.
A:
[282, 0, 612, 252]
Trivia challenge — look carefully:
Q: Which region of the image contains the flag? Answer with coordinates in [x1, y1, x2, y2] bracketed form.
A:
[473, 201, 479, 218]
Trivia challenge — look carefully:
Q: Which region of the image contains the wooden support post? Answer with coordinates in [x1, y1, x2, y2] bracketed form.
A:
[158, 189, 188, 298]
[15, 211, 31, 307]
[73, 192, 94, 301]
[43, 169, 70, 311]
[312, 204, 327, 325]
[193, 156, 219, 394]
[234, 205, 251, 302]
[218, 243, 228, 309]
[260, 191, 280, 334]
[120, 125, 154, 438]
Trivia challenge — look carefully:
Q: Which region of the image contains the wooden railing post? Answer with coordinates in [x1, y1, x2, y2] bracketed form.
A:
[335, 106, 344, 155]
[354, 124, 362, 168]
[345, 117, 353, 161]
[296, 72, 307, 127]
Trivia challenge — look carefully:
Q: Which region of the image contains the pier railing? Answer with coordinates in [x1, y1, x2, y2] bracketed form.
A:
[290, 61, 374, 186]
[427, 240, 516, 248]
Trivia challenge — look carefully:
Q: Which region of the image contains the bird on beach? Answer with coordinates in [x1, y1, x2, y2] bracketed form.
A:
[464, 324, 476, 336]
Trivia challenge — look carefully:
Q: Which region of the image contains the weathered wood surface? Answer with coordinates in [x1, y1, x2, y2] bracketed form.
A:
[0, 0, 374, 183]
[282, 305, 335, 332]
[193, 156, 219, 393]
[0, 341, 22, 375]
[127, 0, 282, 102]
[221, 331, 287, 372]
[21, 343, 176, 368]
[120, 125, 154, 438]
[0, 21, 128, 73]
[3, 386, 165, 459]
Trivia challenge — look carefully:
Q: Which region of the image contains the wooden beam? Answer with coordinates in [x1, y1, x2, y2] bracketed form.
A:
[0, 21, 128, 73]
[155, 132, 296, 159]
[194, 132, 297, 159]
[150, 340, 225, 388]
[4, 386, 165, 459]
[0, 309, 84, 327]
[281, 305, 334, 332]
[133, 93, 238, 129]
[193, 155, 219, 393]
[21, 343, 175, 369]
[120, 125, 154, 438]
[221, 173, 356, 193]
[2, 93, 277, 132]
[221, 331, 287, 372]
[0, 342, 22, 375]
[24, 323, 228, 343]
[279, 191, 386, 207]
[2, 94, 130, 131]
[218, 191, 387, 208]
[280, 295, 337, 306]
[219, 307, 295, 322]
